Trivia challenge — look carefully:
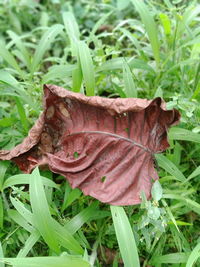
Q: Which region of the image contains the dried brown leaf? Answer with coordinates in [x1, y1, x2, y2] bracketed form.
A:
[0, 85, 180, 205]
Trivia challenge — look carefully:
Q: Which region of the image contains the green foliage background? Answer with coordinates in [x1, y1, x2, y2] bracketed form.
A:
[0, 0, 200, 266]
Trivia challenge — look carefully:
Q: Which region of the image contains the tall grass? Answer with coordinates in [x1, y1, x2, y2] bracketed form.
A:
[0, 0, 200, 266]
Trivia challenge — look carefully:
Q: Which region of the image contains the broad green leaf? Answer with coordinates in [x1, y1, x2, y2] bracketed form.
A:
[31, 24, 63, 74]
[186, 242, 200, 267]
[123, 61, 137, 97]
[78, 41, 95, 96]
[155, 154, 186, 182]
[0, 256, 89, 267]
[29, 168, 60, 253]
[111, 206, 140, 267]
[169, 127, 200, 143]
[131, 0, 160, 67]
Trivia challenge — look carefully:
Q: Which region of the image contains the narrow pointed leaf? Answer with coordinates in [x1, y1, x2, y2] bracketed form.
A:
[31, 24, 63, 74]
[29, 167, 60, 253]
[0, 256, 89, 267]
[131, 0, 160, 67]
[111, 206, 140, 267]
[78, 41, 95, 96]
[155, 154, 186, 182]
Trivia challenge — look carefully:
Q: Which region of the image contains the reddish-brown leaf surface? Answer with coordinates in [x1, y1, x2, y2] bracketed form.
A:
[0, 85, 180, 205]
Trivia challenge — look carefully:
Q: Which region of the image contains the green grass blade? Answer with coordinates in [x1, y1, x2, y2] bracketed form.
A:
[14, 96, 29, 133]
[123, 60, 137, 97]
[10, 196, 34, 223]
[3, 174, 59, 190]
[9, 190, 83, 254]
[64, 201, 98, 234]
[72, 61, 83, 92]
[118, 28, 142, 52]
[186, 166, 200, 183]
[169, 127, 200, 143]
[78, 41, 95, 96]
[0, 70, 35, 108]
[131, 0, 160, 67]
[110, 206, 140, 267]
[0, 256, 89, 267]
[163, 194, 200, 216]
[97, 57, 154, 73]
[29, 167, 60, 253]
[90, 11, 113, 37]
[0, 40, 23, 76]
[151, 252, 189, 264]
[155, 154, 186, 182]
[162, 199, 179, 232]
[62, 11, 80, 55]
[17, 230, 40, 257]
[62, 11, 80, 39]
[0, 241, 4, 267]
[61, 188, 82, 212]
[7, 30, 31, 70]
[186, 242, 200, 267]
[0, 195, 3, 229]
[42, 64, 77, 83]
[0, 161, 8, 191]
[7, 209, 34, 233]
[30, 24, 63, 74]
[52, 220, 84, 255]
